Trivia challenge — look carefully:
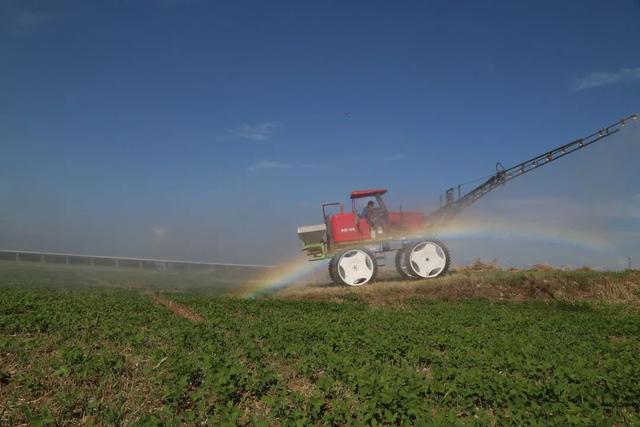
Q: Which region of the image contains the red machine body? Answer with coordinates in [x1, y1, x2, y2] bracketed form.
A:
[328, 189, 425, 245]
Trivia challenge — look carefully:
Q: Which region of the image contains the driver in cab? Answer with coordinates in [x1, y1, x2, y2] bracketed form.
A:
[360, 200, 384, 238]
[360, 200, 375, 225]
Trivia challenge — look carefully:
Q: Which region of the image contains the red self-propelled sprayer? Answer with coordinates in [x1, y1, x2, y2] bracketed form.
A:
[297, 114, 638, 286]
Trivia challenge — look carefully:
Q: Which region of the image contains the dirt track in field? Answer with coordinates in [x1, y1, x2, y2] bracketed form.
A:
[146, 292, 205, 323]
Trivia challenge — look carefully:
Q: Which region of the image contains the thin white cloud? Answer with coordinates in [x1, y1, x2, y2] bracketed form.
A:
[1, 2, 51, 35]
[572, 68, 640, 91]
[247, 160, 291, 171]
[384, 153, 405, 162]
[232, 122, 281, 141]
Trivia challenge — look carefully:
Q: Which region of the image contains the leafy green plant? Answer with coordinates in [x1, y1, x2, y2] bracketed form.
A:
[2, 263, 640, 425]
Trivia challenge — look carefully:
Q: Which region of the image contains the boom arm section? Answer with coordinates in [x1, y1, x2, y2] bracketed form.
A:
[426, 114, 638, 227]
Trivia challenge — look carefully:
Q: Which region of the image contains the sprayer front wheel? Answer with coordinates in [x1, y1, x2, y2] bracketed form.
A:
[395, 248, 418, 280]
[329, 248, 377, 287]
[406, 240, 450, 279]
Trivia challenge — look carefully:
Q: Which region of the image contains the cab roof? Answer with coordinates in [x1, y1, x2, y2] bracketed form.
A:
[350, 189, 387, 199]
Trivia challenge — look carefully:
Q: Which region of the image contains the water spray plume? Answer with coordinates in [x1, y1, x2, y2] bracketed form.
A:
[425, 216, 612, 253]
[244, 212, 612, 297]
[241, 257, 324, 298]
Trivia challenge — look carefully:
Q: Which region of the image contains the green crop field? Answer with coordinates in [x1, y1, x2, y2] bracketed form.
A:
[1, 261, 640, 425]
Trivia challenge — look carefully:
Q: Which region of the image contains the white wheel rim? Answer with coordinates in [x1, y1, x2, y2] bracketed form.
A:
[408, 242, 447, 278]
[337, 250, 375, 286]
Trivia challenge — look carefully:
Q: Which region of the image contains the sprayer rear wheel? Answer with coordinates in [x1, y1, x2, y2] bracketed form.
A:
[395, 248, 418, 280]
[329, 248, 377, 287]
[406, 240, 450, 279]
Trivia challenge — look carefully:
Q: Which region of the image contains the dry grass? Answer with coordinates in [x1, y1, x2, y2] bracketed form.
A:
[269, 269, 640, 307]
[454, 258, 502, 272]
[596, 277, 636, 301]
[530, 263, 558, 272]
[267, 359, 315, 398]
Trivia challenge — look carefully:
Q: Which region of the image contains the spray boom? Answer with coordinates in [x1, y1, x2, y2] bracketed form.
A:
[428, 114, 638, 227]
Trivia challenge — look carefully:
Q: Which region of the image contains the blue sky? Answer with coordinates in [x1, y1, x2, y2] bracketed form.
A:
[2, 0, 639, 267]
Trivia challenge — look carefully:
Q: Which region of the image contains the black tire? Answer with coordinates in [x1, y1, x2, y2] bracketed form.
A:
[395, 248, 418, 280]
[328, 256, 339, 285]
[406, 239, 451, 279]
[329, 248, 378, 287]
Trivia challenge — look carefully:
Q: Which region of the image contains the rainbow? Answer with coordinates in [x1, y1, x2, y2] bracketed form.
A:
[431, 217, 611, 251]
[242, 217, 611, 298]
[241, 257, 327, 299]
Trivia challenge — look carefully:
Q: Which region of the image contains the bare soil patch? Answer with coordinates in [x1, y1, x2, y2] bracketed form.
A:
[146, 292, 205, 323]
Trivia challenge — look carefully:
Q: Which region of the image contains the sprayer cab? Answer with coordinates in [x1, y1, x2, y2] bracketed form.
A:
[296, 189, 426, 260]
